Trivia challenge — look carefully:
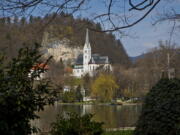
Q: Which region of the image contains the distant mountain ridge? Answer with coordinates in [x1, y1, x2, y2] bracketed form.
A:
[129, 54, 145, 63]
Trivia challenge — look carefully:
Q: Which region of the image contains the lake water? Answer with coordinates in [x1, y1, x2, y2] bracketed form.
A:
[32, 103, 142, 133]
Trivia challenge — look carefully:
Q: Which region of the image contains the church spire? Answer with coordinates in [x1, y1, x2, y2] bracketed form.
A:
[84, 28, 91, 48]
[83, 28, 91, 72]
[85, 28, 89, 44]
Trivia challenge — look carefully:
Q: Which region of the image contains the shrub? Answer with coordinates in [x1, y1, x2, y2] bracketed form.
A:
[134, 78, 180, 135]
[50, 113, 104, 135]
[62, 91, 76, 103]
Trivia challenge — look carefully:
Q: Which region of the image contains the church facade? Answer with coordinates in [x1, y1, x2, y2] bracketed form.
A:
[73, 29, 112, 78]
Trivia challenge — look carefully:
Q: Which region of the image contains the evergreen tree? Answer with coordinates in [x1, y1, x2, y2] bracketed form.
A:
[13, 16, 19, 25]
[76, 85, 83, 102]
[20, 17, 26, 26]
[29, 15, 34, 24]
[6, 17, 11, 25]
[134, 78, 180, 135]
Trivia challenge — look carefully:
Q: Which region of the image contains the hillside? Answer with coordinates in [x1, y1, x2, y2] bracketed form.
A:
[0, 13, 130, 66]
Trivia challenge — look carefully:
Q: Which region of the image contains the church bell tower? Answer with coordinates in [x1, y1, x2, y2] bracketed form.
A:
[83, 29, 91, 73]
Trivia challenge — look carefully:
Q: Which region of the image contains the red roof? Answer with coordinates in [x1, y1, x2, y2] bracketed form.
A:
[31, 63, 49, 70]
[64, 67, 73, 73]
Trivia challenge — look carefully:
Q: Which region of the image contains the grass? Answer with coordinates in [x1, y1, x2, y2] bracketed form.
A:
[103, 130, 133, 135]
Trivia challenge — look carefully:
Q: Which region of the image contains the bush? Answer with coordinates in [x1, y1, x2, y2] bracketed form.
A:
[134, 78, 180, 135]
[62, 91, 76, 103]
[0, 44, 56, 135]
[50, 113, 104, 135]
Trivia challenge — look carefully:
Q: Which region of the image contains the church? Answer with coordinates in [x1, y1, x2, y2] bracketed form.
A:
[73, 29, 112, 78]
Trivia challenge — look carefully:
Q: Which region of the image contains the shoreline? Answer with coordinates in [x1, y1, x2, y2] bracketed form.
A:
[105, 127, 135, 131]
[38, 127, 135, 135]
[57, 101, 142, 106]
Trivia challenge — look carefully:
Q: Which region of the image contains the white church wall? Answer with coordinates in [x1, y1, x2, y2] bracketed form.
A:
[73, 68, 84, 78]
[72, 29, 112, 78]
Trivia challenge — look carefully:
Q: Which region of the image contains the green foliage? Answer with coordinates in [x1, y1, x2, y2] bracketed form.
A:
[62, 85, 83, 103]
[0, 44, 56, 135]
[62, 91, 76, 103]
[91, 74, 119, 102]
[82, 74, 92, 96]
[134, 78, 180, 135]
[50, 113, 104, 135]
[65, 77, 83, 87]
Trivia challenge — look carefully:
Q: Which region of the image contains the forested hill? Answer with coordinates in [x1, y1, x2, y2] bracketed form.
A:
[0, 13, 130, 66]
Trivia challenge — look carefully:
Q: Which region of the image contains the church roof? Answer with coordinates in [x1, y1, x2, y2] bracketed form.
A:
[75, 54, 83, 65]
[89, 54, 109, 64]
[74, 53, 110, 65]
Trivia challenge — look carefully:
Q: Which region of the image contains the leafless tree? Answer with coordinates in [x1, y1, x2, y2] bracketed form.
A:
[153, 7, 180, 48]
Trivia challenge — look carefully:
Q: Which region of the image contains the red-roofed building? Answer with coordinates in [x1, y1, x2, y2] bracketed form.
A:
[64, 67, 73, 74]
[29, 63, 49, 80]
[31, 63, 49, 70]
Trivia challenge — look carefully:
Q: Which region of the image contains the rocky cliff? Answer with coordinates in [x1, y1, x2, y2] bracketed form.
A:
[42, 37, 82, 65]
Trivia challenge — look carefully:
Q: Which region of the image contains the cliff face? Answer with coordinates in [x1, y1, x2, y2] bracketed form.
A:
[42, 38, 82, 64]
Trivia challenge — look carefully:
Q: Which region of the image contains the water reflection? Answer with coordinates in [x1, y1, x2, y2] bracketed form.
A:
[32, 104, 141, 132]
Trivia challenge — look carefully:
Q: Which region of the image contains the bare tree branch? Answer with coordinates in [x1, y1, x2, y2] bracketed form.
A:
[89, 0, 161, 32]
[129, 0, 154, 11]
[0, 0, 163, 32]
[168, 19, 176, 46]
